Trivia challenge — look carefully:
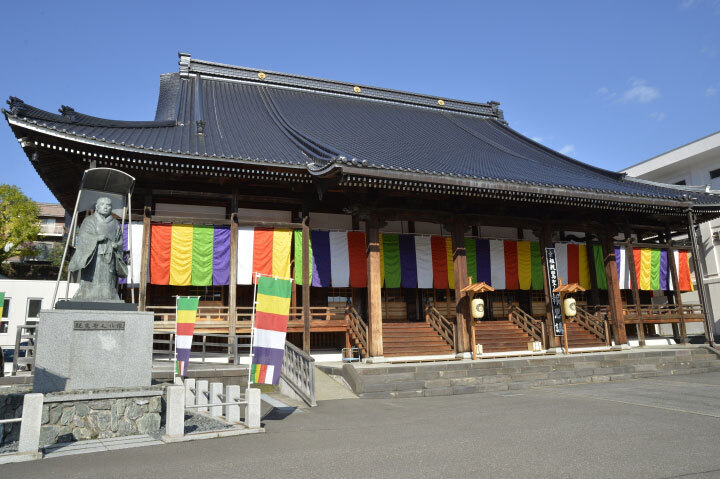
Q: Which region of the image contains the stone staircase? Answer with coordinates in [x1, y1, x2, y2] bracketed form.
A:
[382, 322, 455, 357]
[318, 347, 720, 399]
[475, 320, 535, 353]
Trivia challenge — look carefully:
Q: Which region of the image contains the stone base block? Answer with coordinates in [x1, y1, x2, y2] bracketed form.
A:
[33, 310, 154, 393]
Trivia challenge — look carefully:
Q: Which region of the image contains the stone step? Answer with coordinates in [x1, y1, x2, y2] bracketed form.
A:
[333, 348, 720, 398]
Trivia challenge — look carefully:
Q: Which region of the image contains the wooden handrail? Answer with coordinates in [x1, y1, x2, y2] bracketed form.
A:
[507, 305, 544, 348]
[346, 306, 368, 357]
[425, 305, 455, 349]
[575, 306, 609, 346]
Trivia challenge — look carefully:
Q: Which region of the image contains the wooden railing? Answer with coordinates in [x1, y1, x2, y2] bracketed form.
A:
[149, 305, 346, 331]
[623, 304, 704, 321]
[425, 305, 455, 349]
[575, 306, 610, 346]
[281, 341, 316, 407]
[588, 303, 704, 323]
[346, 306, 368, 356]
[152, 332, 251, 363]
[507, 305, 545, 349]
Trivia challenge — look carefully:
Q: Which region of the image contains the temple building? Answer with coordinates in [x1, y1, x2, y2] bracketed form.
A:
[4, 53, 720, 360]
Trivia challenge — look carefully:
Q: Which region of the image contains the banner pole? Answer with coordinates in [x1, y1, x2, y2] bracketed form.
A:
[173, 295, 179, 384]
[248, 272, 259, 393]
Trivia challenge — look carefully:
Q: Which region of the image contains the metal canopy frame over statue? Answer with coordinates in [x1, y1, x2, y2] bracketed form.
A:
[52, 167, 136, 308]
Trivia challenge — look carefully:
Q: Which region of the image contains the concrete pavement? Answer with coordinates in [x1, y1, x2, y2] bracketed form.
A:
[2, 372, 720, 478]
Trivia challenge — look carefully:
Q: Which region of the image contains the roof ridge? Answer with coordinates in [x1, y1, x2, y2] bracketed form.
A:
[180, 53, 506, 122]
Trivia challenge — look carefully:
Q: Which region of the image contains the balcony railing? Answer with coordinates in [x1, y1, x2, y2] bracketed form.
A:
[38, 224, 64, 235]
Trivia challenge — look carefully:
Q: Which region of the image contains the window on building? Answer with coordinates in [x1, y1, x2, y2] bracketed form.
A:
[710, 169, 720, 189]
[187, 286, 223, 303]
[26, 298, 43, 322]
[1, 298, 10, 334]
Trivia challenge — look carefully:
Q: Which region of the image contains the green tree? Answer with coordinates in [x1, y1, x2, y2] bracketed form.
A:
[0, 185, 40, 265]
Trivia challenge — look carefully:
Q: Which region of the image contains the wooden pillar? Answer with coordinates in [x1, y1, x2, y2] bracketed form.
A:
[539, 224, 560, 349]
[602, 233, 627, 345]
[366, 212, 383, 357]
[585, 232, 600, 306]
[138, 204, 152, 311]
[452, 218, 470, 354]
[625, 233, 645, 346]
[665, 231, 688, 344]
[302, 213, 311, 353]
[228, 213, 238, 335]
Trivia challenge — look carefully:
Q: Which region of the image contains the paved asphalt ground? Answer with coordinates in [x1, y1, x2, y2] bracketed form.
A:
[3, 372, 720, 478]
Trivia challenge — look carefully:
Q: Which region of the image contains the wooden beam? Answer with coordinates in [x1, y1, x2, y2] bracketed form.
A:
[452, 218, 470, 354]
[665, 231, 688, 344]
[302, 212, 311, 353]
[138, 204, 152, 311]
[366, 212, 384, 357]
[602, 232, 627, 345]
[228, 211, 238, 354]
[625, 234, 645, 346]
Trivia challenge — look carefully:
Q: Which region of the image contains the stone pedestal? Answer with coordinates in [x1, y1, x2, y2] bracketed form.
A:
[33, 310, 154, 394]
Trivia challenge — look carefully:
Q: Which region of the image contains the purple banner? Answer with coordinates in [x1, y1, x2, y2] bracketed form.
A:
[660, 250, 668, 291]
[212, 226, 230, 285]
[311, 231, 331, 287]
[399, 234, 417, 288]
[252, 346, 284, 384]
[477, 239, 491, 285]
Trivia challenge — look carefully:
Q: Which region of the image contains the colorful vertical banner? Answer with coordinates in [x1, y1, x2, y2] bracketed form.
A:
[593, 244, 607, 290]
[237, 226, 255, 285]
[150, 223, 234, 286]
[445, 238, 455, 290]
[119, 222, 145, 285]
[415, 236, 433, 289]
[250, 275, 292, 385]
[399, 234, 417, 288]
[347, 232, 367, 287]
[329, 231, 350, 287]
[383, 234, 402, 288]
[0, 292, 4, 318]
[175, 296, 199, 378]
[431, 236, 449, 289]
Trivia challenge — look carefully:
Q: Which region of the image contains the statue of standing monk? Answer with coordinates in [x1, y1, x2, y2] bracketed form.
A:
[68, 197, 128, 301]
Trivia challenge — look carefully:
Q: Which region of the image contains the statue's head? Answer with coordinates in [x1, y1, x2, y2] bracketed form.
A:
[95, 197, 112, 217]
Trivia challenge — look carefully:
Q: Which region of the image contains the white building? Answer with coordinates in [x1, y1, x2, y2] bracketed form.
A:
[0, 280, 78, 351]
[622, 130, 720, 336]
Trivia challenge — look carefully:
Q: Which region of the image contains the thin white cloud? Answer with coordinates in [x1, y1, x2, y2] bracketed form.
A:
[700, 45, 717, 57]
[559, 144, 575, 156]
[706, 86, 718, 96]
[650, 112, 667, 121]
[680, 0, 696, 8]
[531, 136, 544, 143]
[595, 86, 617, 102]
[621, 79, 661, 103]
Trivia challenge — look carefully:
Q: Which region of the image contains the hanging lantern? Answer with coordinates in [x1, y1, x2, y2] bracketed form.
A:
[471, 297, 485, 319]
[563, 297, 577, 317]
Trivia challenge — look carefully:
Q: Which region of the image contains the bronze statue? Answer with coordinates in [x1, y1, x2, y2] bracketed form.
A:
[68, 197, 128, 301]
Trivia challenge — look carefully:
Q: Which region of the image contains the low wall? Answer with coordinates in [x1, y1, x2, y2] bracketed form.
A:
[0, 386, 31, 445]
[39, 387, 165, 446]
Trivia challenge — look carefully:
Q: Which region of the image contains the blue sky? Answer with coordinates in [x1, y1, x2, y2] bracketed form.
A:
[2, 1, 718, 202]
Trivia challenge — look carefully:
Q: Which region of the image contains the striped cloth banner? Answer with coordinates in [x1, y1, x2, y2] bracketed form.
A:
[235, 227, 292, 285]
[150, 224, 231, 286]
[251, 275, 292, 385]
[0, 292, 4, 318]
[612, 247, 693, 291]
[175, 296, 199, 377]
[119, 222, 145, 285]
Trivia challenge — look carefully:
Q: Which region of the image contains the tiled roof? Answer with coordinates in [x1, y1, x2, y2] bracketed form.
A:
[4, 54, 720, 206]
